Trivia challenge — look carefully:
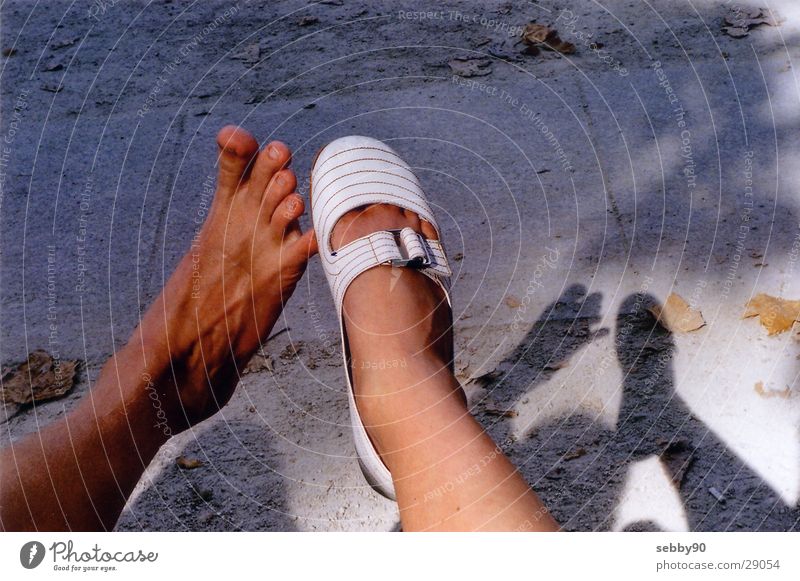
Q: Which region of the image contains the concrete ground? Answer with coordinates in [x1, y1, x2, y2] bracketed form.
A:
[1, 0, 799, 531]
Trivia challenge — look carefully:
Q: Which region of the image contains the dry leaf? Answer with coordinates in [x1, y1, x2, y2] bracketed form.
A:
[544, 359, 569, 371]
[176, 456, 204, 470]
[244, 352, 273, 374]
[448, 57, 492, 77]
[483, 406, 518, 418]
[648, 293, 706, 333]
[754, 381, 791, 399]
[231, 42, 260, 64]
[1, 350, 78, 405]
[564, 447, 587, 461]
[521, 23, 575, 54]
[660, 440, 695, 486]
[504, 295, 521, 308]
[470, 369, 501, 387]
[722, 7, 778, 38]
[743, 293, 800, 335]
[298, 15, 319, 26]
[279, 341, 304, 360]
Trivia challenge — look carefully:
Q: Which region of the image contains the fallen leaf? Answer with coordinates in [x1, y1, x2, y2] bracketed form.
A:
[722, 7, 778, 38]
[722, 26, 749, 38]
[504, 295, 521, 308]
[452, 252, 464, 261]
[722, 6, 778, 38]
[2, 47, 17, 57]
[41, 83, 63, 93]
[51, 36, 80, 50]
[564, 447, 587, 461]
[648, 293, 706, 333]
[279, 341, 304, 360]
[754, 381, 791, 399]
[470, 369, 501, 387]
[483, 406, 518, 418]
[521, 23, 575, 54]
[176, 456, 204, 470]
[1, 350, 78, 405]
[660, 441, 695, 486]
[544, 359, 569, 371]
[448, 57, 492, 77]
[244, 352, 273, 374]
[231, 42, 260, 64]
[743, 293, 800, 335]
[299, 15, 319, 26]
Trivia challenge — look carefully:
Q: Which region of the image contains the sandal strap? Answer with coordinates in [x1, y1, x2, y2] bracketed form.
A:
[328, 227, 451, 317]
[312, 136, 452, 316]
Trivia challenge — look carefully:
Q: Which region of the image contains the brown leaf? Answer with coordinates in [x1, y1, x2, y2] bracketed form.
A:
[743, 293, 800, 335]
[564, 447, 587, 461]
[660, 441, 695, 486]
[244, 352, 273, 374]
[544, 359, 569, 371]
[504, 295, 521, 308]
[521, 23, 575, 54]
[648, 293, 706, 333]
[483, 406, 518, 418]
[176, 456, 204, 470]
[1, 350, 78, 405]
[448, 57, 492, 77]
[279, 341, 304, 360]
[754, 381, 791, 399]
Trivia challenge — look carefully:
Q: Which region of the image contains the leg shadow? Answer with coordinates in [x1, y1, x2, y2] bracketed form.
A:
[115, 419, 297, 531]
[478, 290, 800, 530]
[583, 293, 797, 531]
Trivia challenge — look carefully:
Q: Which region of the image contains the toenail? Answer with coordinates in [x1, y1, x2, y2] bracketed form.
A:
[276, 174, 286, 185]
[268, 145, 281, 160]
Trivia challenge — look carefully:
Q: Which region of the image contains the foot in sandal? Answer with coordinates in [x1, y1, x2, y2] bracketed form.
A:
[311, 136, 558, 531]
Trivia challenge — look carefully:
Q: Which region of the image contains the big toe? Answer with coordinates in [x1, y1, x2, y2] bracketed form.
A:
[216, 125, 260, 195]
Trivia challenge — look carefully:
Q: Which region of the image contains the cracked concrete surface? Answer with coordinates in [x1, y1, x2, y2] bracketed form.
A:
[1, 0, 799, 531]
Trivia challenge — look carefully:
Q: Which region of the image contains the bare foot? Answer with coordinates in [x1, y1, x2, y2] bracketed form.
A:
[134, 125, 317, 430]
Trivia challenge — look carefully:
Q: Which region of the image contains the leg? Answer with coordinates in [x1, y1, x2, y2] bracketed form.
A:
[332, 204, 558, 532]
[0, 126, 316, 531]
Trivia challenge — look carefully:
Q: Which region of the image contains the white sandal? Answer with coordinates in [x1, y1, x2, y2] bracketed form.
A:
[311, 136, 453, 500]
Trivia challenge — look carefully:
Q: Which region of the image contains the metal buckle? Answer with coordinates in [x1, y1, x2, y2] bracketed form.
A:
[387, 229, 431, 268]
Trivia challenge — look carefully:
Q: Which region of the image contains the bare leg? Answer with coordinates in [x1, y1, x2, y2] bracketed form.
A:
[0, 126, 316, 531]
[333, 204, 558, 532]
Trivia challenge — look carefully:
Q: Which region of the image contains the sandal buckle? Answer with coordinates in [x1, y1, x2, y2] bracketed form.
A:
[388, 228, 431, 268]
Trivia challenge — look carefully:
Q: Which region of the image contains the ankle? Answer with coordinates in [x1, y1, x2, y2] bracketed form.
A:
[353, 355, 463, 423]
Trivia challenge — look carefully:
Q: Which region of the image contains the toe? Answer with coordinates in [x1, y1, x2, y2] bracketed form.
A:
[271, 193, 305, 232]
[419, 218, 439, 241]
[263, 169, 297, 218]
[216, 125, 259, 195]
[250, 141, 292, 196]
